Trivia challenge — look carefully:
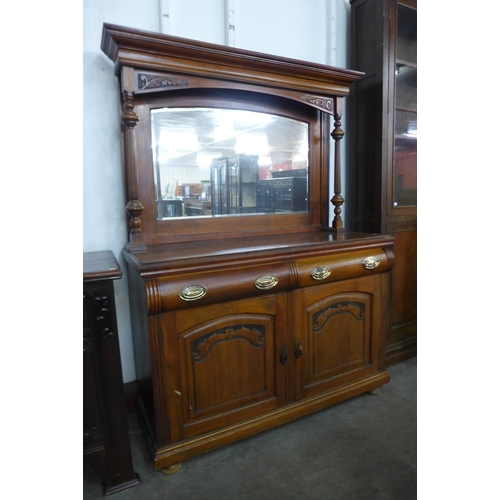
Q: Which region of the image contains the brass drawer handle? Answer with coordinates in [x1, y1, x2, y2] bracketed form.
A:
[178, 285, 207, 301]
[255, 275, 279, 290]
[311, 266, 331, 280]
[362, 256, 380, 270]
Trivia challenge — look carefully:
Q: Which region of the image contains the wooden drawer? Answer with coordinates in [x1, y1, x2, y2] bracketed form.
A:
[294, 247, 393, 288]
[149, 262, 293, 313]
[146, 246, 393, 314]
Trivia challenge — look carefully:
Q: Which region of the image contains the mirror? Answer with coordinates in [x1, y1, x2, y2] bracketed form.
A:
[151, 107, 309, 219]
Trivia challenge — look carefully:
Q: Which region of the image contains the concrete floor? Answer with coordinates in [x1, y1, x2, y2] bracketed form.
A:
[84, 357, 417, 499]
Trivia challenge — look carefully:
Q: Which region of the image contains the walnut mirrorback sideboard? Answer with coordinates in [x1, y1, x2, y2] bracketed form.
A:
[101, 24, 395, 473]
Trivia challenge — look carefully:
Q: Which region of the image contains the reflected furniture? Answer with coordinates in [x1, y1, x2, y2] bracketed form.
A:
[101, 24, 395, 473]
[257, 173, 307, 213]
[211, 154, 259, 215]
[83, 251, 140, 495]
[157, 199, 182, 218]
[349, 0, 417, 366]
[183, 199, 212, 216]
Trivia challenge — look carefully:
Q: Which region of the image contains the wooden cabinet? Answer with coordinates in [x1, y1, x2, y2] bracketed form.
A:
[124, 234, 393, 469]
[211, 154, 259, 215]
[101, 24, 395, 472]
[257, 176, 307, 213]
[348, 0, 417, 365]
[157, 199, 182, 218]
[83, 251, 140, 495]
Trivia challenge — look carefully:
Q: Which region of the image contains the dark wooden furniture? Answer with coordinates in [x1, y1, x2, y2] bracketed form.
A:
[83, 251, 140, 495]
[183, 199, 212, 216]
[157, 199, 182, 218]
[101, 24, 395, 473]
[257, 176, 307, 213]
[348, 0, 417, 366]
[211, 154, 259, 215]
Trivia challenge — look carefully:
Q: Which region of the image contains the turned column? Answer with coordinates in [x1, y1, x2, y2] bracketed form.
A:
[121, 67, 146, 251]
[330, 98, 345, 232]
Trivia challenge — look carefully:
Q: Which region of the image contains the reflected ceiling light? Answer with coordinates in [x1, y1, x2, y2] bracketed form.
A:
[258, 155, 272, 167]
[197, 154, 217, 169]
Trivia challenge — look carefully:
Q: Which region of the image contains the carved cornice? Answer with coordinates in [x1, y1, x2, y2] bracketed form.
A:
[192, 325, 265, 361]
[313, 302, 365, 332]
[102, 23, 364, 96]
[300, 94, 334, 113]
[138, 73, 189, 90]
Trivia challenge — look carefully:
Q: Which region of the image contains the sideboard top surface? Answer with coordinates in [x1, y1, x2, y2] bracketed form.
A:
[122, 231, 393, 276]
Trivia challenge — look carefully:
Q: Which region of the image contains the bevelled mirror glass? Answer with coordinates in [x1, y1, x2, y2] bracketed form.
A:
[151, 107, 309, 220]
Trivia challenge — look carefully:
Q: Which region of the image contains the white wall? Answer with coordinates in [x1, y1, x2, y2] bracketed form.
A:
[83, 0, 351, 383]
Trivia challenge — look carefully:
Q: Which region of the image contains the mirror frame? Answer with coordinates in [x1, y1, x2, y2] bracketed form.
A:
[101, 24, 363, 250]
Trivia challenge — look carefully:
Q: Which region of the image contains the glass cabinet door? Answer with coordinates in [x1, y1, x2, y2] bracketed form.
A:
[393, 3, 417, 208]
[220, 162, 228, 214]
[228, 159, 239, 214]
[211, 159, 223, 215]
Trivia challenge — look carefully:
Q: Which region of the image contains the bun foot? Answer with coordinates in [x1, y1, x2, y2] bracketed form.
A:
[368, 387, 381, 395]
[162, 463, 181, 475]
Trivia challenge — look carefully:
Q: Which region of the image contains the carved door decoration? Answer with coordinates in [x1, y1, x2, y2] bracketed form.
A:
[186, 321, 268, 414]
[294, 278, 380, 401]
[310, 298, 368, 376]
[171, 296, 287, 439]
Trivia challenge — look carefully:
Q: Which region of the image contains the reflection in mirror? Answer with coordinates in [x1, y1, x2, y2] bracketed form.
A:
[151, 107, 309, 219]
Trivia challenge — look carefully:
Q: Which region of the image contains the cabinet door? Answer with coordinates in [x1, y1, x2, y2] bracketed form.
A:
[160, 294, 287, 441]
[391, 1, 417, 210]
[293, 276, 385, 401]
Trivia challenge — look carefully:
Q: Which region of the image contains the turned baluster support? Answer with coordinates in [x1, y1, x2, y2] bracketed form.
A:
[121, 68, 147, 252]
[330, 98, 345, 232]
